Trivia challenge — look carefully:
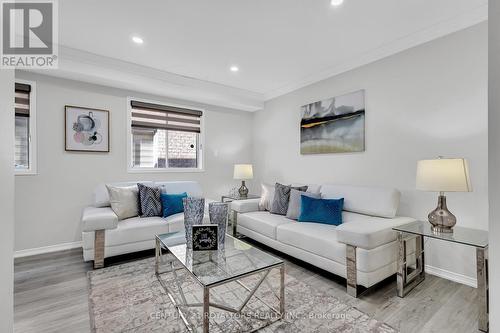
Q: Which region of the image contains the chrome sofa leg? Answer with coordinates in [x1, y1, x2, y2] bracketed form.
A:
[94, 229, 105, 269]
[346, 244, 358, 297]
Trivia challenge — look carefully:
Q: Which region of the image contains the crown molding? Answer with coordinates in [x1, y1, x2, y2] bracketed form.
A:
[264, 4, 488, 100]
[27, 46, 265, 112]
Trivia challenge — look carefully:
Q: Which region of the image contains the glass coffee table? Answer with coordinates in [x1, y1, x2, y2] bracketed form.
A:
[393, 221, 489, 332]
[155, 231, 285, 333]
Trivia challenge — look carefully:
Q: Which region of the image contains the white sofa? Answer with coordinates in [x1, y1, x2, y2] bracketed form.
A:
[81, 181, 208, 268]
[231, 184, 416, 297]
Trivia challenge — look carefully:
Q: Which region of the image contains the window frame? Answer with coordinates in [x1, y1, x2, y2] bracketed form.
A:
[15, 79, 37, 176]
[126, 96, 205, 173]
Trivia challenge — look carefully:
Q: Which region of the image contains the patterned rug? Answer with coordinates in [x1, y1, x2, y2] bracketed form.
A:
[87, 257, 397, 333]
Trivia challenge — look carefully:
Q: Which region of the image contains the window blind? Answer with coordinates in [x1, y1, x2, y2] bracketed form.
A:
[14, 83, 31, 169]
[15, 83, 31, 117]
[130, 100, 202, 134]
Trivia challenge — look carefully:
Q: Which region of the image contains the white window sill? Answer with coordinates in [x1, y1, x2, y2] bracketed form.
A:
[127, 167, 205, 174]
[15, 169, 37, 176]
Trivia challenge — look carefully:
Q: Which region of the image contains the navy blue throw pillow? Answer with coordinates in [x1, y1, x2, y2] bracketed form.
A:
[298, 195, 344, 226]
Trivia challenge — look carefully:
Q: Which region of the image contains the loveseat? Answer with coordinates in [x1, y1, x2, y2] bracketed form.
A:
[231, 184, 416, 297]
[81, 181, 208, 268]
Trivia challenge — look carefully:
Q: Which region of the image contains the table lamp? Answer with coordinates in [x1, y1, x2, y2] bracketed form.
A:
[233, 164, 253, 197]
[416, 157, 472, 233]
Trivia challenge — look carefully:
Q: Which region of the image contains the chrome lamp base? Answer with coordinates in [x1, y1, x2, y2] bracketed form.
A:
[238, 181, 249, 197]
[428, 194, 456, 233]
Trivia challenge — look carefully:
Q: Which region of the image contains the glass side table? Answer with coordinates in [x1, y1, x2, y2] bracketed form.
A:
[393, 221, 489, 332]
[221, 194, 260, 238]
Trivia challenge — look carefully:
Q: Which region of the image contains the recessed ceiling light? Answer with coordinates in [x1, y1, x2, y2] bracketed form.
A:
[230, 65, 239, 72]
[132, 36, 144, 44]
[330, 0, 344, 6]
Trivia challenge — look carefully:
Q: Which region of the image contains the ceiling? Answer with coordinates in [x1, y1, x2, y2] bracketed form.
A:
[43, 0, 488, 110]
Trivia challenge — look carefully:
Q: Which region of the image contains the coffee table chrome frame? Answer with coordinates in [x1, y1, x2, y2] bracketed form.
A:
[396, 231, 489, 332]
[155, 236, 285, 333]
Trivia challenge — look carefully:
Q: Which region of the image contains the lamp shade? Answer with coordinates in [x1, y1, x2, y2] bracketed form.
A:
[233, 164, 253, 180]
[416, 158, 472, 192]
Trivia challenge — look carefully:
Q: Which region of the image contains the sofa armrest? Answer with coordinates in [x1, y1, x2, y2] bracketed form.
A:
[231, 198, 260, 213]
[82, 207, 118, 232]
[336, 217, 416, 250]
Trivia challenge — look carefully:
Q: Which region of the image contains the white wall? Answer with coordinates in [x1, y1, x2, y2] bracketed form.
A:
[489, 2, 500, 330]
[14, 72, 254, 252]
[253, 23, 487, 283]
[0, 70, 15, 331]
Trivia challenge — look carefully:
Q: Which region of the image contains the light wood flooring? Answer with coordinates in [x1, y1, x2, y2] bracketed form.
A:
[14, 240, 480, 333]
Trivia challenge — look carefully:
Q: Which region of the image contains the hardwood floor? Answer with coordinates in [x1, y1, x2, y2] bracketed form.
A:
[14, 242, 479, 333]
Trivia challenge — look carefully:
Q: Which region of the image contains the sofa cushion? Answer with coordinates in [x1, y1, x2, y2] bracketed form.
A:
[320, 184, 400, 218]
[238, 211, 293, 239]
[156, 181, 203, 197]
[276, 222, 346, 264]
[105, 214, 184, 247]
[336, 213, 416, 249]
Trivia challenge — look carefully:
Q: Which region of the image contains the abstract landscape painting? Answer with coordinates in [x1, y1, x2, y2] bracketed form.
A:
[300, 90, 365, 154]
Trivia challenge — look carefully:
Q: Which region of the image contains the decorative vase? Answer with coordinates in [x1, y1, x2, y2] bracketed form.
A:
[183, 197, 205, 248]
[209, 202, 229, 248]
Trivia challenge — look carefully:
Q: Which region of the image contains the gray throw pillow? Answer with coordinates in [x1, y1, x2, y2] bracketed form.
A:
[270, 183, 308, 215]
[286, 189, 321, 220]
[137, 183, 162, 217]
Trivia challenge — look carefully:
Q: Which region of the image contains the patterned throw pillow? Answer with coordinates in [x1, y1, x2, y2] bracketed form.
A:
[270, 183, 308, 215]
[137, 183, 162, 217]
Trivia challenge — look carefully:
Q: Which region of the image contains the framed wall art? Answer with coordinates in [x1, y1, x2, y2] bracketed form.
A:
[300, 89, 365, 154]
[65, 105, 109, 152]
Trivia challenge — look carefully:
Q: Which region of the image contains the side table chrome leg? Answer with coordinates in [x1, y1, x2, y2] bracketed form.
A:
[397, 232, 425, 298]
[477, 247, 489, 332]
[396, 232, 406, 297]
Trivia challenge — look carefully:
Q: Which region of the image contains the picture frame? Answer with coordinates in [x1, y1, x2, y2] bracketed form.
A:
[300, 89, 365, 154]
[192, 224, 218, 251]
[65, 105, 109, 152]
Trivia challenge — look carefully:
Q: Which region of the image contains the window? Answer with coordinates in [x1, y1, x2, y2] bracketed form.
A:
[15, 81, 36, 174]
[128, 99, 203, 171]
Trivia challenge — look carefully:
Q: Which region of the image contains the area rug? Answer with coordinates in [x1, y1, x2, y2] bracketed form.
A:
[88, 257, 397, 333]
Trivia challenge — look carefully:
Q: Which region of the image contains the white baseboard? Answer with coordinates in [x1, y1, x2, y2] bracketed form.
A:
[14, 241, 82, 258]
[425, 264, 477, 288]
